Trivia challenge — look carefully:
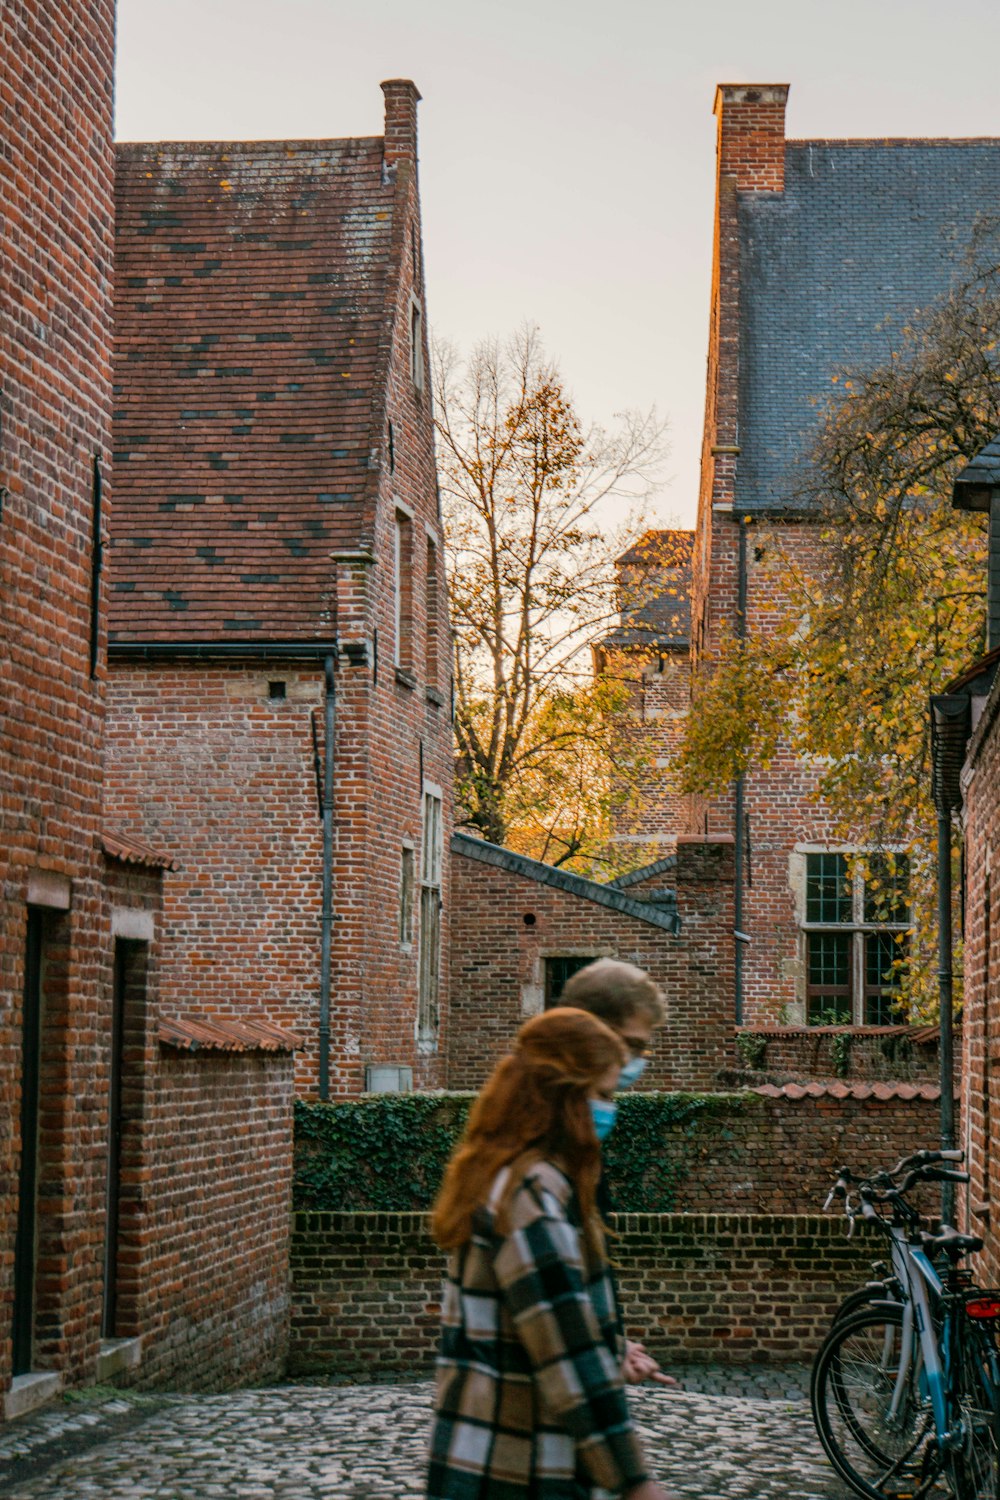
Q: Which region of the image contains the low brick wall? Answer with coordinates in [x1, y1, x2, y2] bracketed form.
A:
[289, 1211, 878, 1374]
[732, 1025, 943, 1084]
[118, 1048, 296, 1392]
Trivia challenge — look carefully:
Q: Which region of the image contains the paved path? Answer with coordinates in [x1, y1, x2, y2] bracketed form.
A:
[0, 1368, 863, 1498]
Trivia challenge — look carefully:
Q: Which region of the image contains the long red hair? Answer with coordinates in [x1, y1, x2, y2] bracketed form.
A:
[431, 1007, 626, 1255]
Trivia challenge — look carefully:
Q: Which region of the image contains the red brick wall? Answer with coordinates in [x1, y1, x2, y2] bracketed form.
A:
[447, 836, 734, 1090]
[120, 1046, 295, 1391]
[105, 665, 331, 1089]
[289, 1210, 882, 1373]
[960, 676, 1000, 1283]
[0, 0, 116, 1396]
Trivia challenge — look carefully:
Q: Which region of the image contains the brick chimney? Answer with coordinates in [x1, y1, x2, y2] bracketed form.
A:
[381, 79, 421, 167]
[714, 84, 789, 192]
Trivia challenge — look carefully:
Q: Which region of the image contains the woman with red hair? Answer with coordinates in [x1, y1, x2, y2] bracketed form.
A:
[426, 1007, 669, 1500]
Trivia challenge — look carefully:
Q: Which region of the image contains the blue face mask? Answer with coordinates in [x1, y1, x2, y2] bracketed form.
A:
[618, 1055, 648, 1090]
[589, 1098, 618, 1142]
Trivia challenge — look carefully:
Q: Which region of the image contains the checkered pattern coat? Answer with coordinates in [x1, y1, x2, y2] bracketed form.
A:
[426, 1160, 649, 1499]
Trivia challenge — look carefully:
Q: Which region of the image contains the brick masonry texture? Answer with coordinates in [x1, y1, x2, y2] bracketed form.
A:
[959, 671, 1000, 1285]
[105, 82, 454, 1099]
[732, 1024, 944, 1084]
[2, 0, 323, 1412]
[1, 0, 116, 1400]
[447, 835, 735, 1091]
[289, 1209, 884, 1374]
[119, 1047, 295, 1392]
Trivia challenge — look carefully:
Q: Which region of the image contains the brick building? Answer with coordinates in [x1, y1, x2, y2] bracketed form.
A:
[594, 529, 693, 860]
[104, 82, 453, 1098]
[2, 3, 411, 1415]
[686, 83, 1000, 1028]
[448, 830, 734, 1090]
[939, 441, 1000, 1277]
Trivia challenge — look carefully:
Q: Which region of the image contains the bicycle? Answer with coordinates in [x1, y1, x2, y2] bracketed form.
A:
[811, 1154, 1000, 1499]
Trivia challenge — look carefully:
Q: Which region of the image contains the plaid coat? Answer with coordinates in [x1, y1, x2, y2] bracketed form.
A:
[426, 1160, 649, 1499]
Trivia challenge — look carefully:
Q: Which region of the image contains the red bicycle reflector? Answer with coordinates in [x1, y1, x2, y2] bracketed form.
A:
[965, 1295, 1000, 1320]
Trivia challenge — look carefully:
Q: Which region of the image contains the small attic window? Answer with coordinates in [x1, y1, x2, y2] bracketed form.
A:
[267, 680, 287, 700]
[410, 300, 424, 392]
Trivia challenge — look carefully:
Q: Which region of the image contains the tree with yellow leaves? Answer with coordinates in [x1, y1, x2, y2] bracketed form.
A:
[433, 326, 666, 871]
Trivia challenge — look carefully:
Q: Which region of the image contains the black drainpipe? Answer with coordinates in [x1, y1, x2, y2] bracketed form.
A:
[734, 515, 749, 1025]
[319, 652, 337, 1101]
[930, 690, 972, 1225]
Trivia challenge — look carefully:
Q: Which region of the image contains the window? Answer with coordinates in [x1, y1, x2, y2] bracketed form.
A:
[399, 845, 415, 948]
[425, 535, 440, 690]
[410, 299, 424, 391]
[802, 852, 911, 1025]
[393, 508, 413, 672]
[545, 956, 596, 1008]
[417, 788, 443, 1050]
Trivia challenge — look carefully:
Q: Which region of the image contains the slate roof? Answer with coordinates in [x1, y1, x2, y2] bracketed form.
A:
[738, 140, 1000, 514]
[601, 529, 693, 649]
[111, 136, 397, 641]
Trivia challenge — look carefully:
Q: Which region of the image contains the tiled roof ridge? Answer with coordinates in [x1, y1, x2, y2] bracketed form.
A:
[356, 142, 412, 555]
[116, 135, 383, 153]
[450, 831, 680, 933]
[753, 1081, 942, 1101]
[787, 136, 1000, 148]
[158, 1015, 302, 1053]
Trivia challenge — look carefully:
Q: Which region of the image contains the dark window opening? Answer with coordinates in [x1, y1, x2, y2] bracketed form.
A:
[545, 956, 595, 1008]
[268, 680, 287, 700]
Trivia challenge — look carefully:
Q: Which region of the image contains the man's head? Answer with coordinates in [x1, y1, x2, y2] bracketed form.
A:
[559, 958, 665, 1058]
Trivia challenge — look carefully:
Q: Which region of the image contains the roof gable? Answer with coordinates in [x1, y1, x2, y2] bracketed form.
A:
[111, 135, 399, 641]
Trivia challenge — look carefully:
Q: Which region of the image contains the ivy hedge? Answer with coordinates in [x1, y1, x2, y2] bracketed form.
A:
[294, 1091, 762, 1213]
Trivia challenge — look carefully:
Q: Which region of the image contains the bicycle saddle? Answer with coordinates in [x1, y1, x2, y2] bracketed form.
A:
[919, 1224, 984, 1257]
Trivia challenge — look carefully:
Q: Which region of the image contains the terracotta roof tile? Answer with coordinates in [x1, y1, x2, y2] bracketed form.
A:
[753, 1082, 941, 1101]
[111, 136, 398, 641]
[102, 827, 175, 869]
[158, 1015, 301, 1052]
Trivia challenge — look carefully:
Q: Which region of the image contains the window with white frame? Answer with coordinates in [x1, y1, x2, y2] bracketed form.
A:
[802, 851, 911, 1025]
[417, 788, 443, 1049]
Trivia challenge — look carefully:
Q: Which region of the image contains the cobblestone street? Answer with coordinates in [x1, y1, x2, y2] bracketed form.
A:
[0, 1368, 862, 1499]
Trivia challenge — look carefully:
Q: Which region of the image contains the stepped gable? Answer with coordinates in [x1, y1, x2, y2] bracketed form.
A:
[111, 133, 395, 641]
[736, 137, 1000, 514]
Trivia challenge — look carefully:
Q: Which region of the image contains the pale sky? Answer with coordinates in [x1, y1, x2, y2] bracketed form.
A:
[115, 0, 1000, 530]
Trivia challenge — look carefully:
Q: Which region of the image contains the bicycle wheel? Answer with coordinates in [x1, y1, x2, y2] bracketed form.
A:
[812, 1305, 935, 1498]
[833, 1284, 902, 1327]
[944, 1320, 1000, 1500]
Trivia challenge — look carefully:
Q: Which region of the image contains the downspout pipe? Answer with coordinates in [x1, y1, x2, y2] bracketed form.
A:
[319, 652, 337, 1100]
[936, 804, 956, 1225]
[734, 514, 748, 1025]
[930, 691, 970, 1226]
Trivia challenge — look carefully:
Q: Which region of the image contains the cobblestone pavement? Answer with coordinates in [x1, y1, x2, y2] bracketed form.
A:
[0, 1368, 868, 1498]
